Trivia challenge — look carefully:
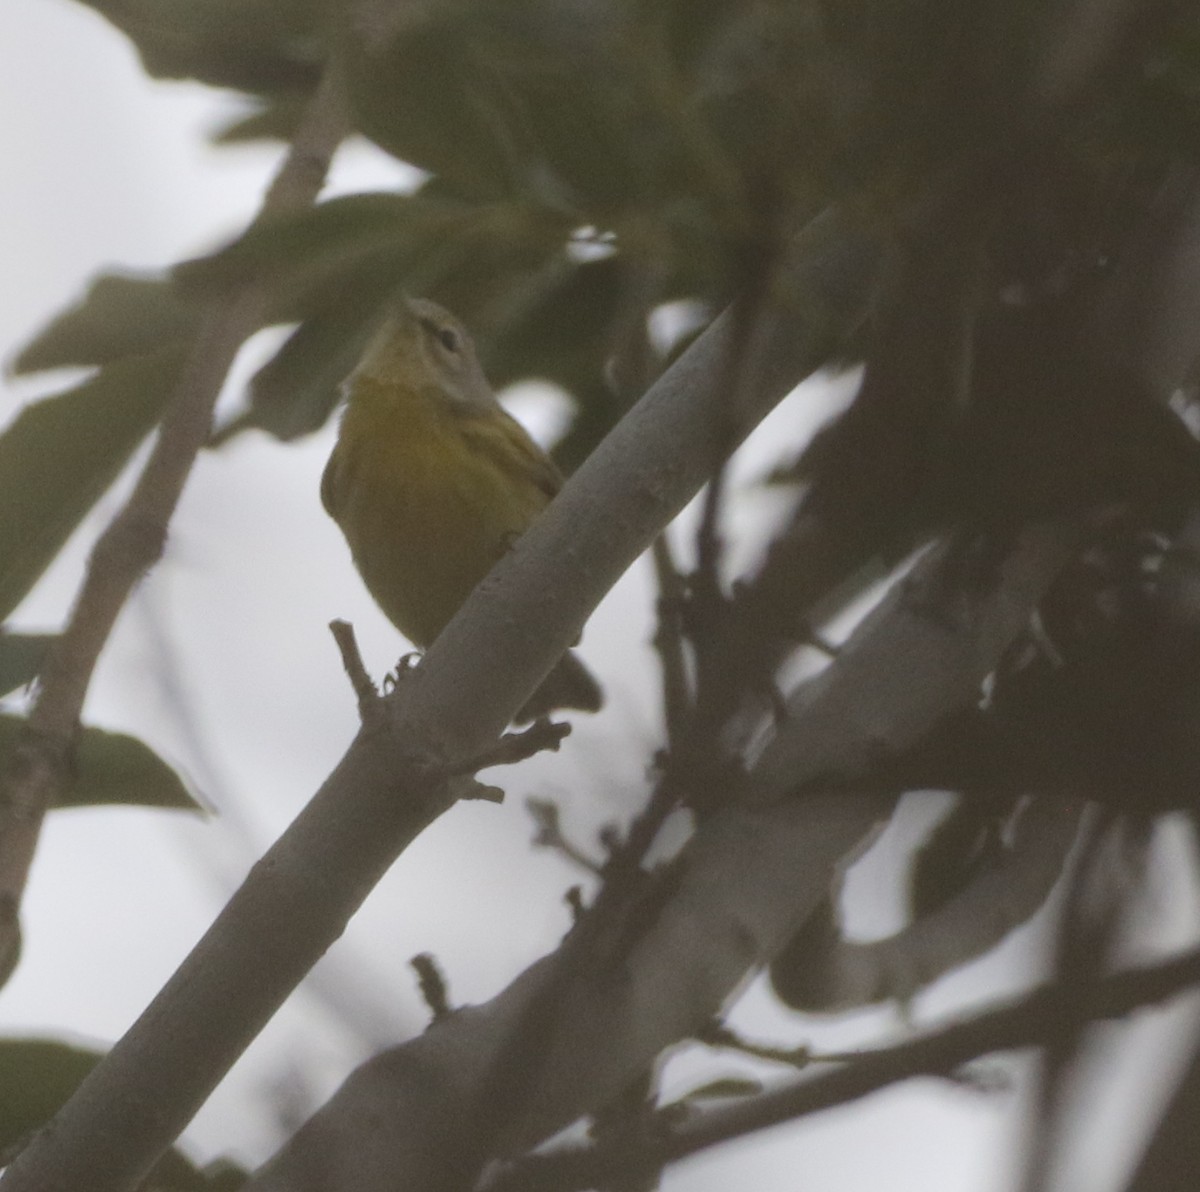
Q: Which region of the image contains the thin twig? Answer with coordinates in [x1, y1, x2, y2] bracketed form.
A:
[650, 535, 692, 750]
[486, 944, 1200, 1192]
[696, 1019, 986, 1072]
[1017, 810, 1138, 1192]
[526, 798, 603, 876]
[695, 1021, 820, 1070]
[330, 620, 381, 724]
[411, 953, 453, 1023]
[446, 719, 572, 776]
[675, 240, 789, 809]
[690, 456, 731, 663]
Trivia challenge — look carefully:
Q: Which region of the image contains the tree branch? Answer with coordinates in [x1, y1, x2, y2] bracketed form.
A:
[0, 210, 879, 1192]
[329, 619, 381, 722]
[649, 534, 691, 750]
[243, 518, 1080, 1192]
[491, 943, 1200, 1192]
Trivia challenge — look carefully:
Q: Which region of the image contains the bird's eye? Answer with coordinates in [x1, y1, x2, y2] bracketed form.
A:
[421, 317, 459, 353]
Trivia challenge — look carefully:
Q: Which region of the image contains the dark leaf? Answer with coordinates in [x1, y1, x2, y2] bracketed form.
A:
[499, 42, 660, 211]
[341, 11, 523, 201]
[485, 254, 627, 388]
[344, 0, 710, 212]
[0, 348, 186, 622]
[680, 1076, 765, 1101]
[0, 634, 54, 699]
[0, 1039, 102, 1152]
[769, 893, 844, 1011]
[187, 194, 573, 443]
[215, 291, 388, 443]
[68, 723, 200, 811]
[547, 380, 623, 475]
[907, 799, 1005, 922]
[209, 94, 307, 144]
[0, 715, 200, 811]
[71, 0, 323, 94]
[175, 193, 481, 315]
[10, 275, 199, 375]
[0, 1038, 245, 1187]
[482, 254, 633, 468]
[144, 1148, 250, 1192]
[245, 300, 376, 437]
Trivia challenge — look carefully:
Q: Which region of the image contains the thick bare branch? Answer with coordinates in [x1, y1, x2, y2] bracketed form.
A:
[244, 519, 1081, 1192]
[0, 211, 878, 1192]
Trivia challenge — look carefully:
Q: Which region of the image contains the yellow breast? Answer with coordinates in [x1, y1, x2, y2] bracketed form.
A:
[322, 378, 556, 647]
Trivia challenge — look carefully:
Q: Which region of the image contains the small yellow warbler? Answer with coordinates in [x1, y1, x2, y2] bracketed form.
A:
[321, 296, 602, 721]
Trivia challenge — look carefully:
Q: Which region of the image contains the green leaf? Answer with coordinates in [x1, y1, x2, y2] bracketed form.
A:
[0, 1038, 244, 1189]
[70, 724, 200, 811]
[908, 800, 1003, 922]
[227, 293, 386, 443]
[210, 95, 307, 145]
[179, 191, 570, 374]
[485, 254, 626, 387]
[341, 2, 691, 210]
[499, 35, 684, 212]
[176, 193, 473, 314]
[11, 275, 199, 375]
[0, 633, 54, 699]
[681, 1076, 764, 1101]
[188, 188, 577, 444]
[0, 716, 200, 812]
[340, 12, 521, 201]
[481, 254, 632, 470]
[0, 1039, 103, 1151]
[161, 1156, 249, 1192]
[71, 0, 323, 94]
[0, 348, 186, 622]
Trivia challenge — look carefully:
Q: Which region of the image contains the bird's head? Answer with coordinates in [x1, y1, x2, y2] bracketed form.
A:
[349, 295, 495, 413]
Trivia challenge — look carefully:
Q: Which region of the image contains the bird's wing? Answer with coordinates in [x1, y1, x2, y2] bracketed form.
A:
[459, 408, 564, 502]
[319, 449, 343, 518]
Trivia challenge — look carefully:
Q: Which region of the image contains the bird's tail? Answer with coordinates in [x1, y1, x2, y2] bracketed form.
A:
[516, 649, 603, 723]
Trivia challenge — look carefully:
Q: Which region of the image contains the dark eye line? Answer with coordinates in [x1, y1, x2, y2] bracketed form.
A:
[420, 317, 459, 354]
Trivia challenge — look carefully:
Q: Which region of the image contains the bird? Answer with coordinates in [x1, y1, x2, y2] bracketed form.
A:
[321, 295, 602, 722]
